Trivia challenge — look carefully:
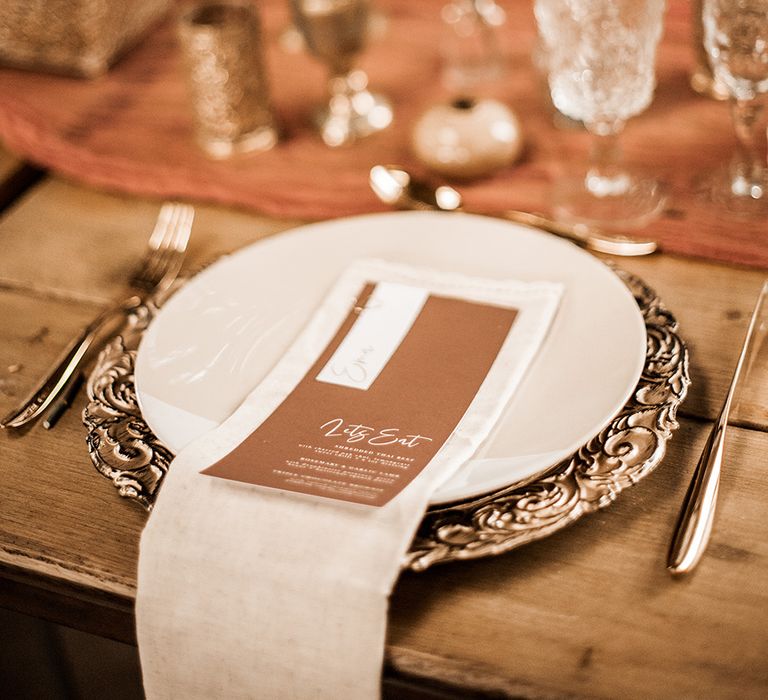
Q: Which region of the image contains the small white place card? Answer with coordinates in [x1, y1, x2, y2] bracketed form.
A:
[315, 281, 429, 391]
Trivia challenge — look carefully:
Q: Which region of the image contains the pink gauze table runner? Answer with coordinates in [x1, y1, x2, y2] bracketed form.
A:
[0, 0, 764, 269]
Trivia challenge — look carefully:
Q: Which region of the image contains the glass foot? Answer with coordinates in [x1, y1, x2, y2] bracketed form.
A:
[315, 71, 393, 147]
[697, 164, 768, 219]
[552, 172, 667, 230]
[198, 123, 280, 160]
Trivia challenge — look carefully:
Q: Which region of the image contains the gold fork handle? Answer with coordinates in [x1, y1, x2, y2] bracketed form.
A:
[499, 210, 659, 257]
[0, 295, 141, 430]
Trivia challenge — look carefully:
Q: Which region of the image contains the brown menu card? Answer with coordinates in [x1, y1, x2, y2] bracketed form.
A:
[202, 281, 518, 507]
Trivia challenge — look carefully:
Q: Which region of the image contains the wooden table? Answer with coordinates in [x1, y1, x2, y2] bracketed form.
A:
[2, 159, 767, 700]
[1, 28, 768, 700]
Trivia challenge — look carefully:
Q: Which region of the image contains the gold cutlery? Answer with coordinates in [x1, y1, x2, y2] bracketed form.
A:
[667, 280, 768, 575]
[41, 371, 83, 430]
[369, 164, 659, 257]
[1, 202, 194, 431]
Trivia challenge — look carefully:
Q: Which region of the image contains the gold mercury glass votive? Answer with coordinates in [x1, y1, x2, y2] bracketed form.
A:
[178, 1, 280, 159]
[0, 0, 170, 78]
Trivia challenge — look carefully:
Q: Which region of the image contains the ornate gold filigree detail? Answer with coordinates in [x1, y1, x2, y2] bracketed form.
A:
[405, 269, 689, 570]
[82, 269, 689, 569]
[83, 302, 172, 510]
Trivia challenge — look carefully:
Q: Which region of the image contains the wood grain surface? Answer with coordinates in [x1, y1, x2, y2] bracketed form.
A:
[2, 0, 768, 685]
[3, 4, 768, 696]
[1, 163, 767, 698]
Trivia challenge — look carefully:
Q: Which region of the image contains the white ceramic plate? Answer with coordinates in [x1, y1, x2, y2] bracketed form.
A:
[134, 211, 646, 504]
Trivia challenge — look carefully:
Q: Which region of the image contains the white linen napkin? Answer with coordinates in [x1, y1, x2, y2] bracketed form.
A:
[136, 259, 562, 699]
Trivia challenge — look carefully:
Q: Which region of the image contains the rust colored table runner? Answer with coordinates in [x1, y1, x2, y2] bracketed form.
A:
[0, 0, 763, 268]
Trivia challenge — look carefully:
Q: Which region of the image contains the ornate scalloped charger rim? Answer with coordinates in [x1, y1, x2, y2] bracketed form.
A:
[82, 268, 689, 571]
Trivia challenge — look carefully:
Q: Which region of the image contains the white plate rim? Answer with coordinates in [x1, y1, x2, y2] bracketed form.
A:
[134, 211, 647, 504]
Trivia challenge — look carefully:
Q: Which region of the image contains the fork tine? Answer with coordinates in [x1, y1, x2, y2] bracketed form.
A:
[171, 204, 193, 253]
[135, 203, 178, 282]
[160, 204, 193, 283]
[140, 204, 182, 285]
[135, 203, 193, 290]
[146, 202, 178, 253]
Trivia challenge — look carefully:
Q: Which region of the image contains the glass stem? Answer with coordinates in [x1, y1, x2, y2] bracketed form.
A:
[584, 120, 631, 198]
[328, 53, 355, 84]
[730, 98, 767, 197]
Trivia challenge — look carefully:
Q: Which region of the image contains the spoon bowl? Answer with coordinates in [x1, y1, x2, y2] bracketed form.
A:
[370, 165, 462, 211]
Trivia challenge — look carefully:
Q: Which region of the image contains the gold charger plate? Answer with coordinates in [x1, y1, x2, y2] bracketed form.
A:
[83, 268, 689, 571]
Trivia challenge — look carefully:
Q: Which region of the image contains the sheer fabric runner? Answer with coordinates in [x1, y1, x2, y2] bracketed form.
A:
[0, 2, 762, 268]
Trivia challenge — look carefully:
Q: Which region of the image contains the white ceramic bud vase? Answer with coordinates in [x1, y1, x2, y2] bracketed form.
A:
[411, 97, 523, 179]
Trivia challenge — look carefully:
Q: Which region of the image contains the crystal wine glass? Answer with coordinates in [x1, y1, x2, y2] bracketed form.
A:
[534, 0, 667, 230]
[702, 0, 768, 216]
[290, 0, 393, 147]
[440, 0, 507, 91]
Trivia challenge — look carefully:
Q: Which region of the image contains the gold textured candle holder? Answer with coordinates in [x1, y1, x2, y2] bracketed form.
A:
[0, 0, 170, 78]
[178, 1, 280, 159]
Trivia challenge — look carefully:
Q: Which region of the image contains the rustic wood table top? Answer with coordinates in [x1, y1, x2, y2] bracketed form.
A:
[2, 161, 767, 700]
[1, 12, 767, 697]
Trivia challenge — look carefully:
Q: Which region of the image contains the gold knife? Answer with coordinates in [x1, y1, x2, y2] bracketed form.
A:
[667, 280, 768, 575]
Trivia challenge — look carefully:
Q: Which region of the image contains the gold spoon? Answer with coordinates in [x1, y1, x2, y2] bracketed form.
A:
[369, 165, 659, 257]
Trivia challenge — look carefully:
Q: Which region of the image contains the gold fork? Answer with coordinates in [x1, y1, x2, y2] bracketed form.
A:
[0, 202, 194, 430]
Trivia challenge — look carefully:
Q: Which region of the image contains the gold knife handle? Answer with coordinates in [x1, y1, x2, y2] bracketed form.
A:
[666, 414, 726, 575]
[42, 370, 84, 430]
[667, 280, 768, 575]
[0, 296, 140, 430]
[500, 210, 658, 257]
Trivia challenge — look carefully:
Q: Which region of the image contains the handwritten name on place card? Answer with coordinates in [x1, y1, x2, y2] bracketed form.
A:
[316, 282, 428, 391]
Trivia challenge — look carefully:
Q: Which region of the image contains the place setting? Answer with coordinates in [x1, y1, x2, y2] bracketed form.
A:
[65, 203, 689, 694]
[1, 0, 767, 698]
[2, 0, 695, 531]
